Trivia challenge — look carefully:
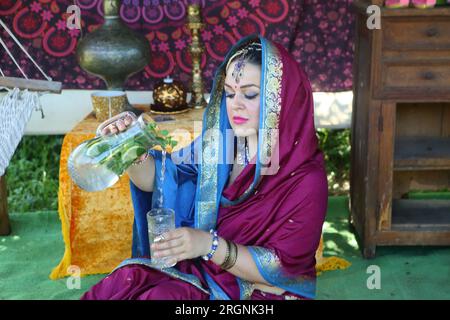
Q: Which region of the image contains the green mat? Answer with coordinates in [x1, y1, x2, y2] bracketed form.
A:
[1, 196, 449, 300]
[317, 196, 450, 300]
[407, 191, 450, 200]
[0, 210, 104, 300]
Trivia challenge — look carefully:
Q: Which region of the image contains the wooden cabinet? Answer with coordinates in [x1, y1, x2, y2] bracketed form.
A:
[350, 0, 450, 258]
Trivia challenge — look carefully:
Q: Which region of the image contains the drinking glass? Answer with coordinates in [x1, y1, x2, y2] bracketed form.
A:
[147, 208, 176, 268]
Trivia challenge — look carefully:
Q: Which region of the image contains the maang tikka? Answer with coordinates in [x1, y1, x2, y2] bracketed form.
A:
[232, 56, 246, 84]
[226, 42, 262, 84]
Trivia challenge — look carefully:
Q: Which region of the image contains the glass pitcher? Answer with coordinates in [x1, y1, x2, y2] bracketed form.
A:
[67, 111, 177, 192]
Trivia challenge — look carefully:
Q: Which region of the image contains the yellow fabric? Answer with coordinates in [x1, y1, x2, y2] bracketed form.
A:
[50, 124, 135, 279]
[315, 237, 351, 276]
[50, 109, 350, 279]
[316, 257, 352, 276]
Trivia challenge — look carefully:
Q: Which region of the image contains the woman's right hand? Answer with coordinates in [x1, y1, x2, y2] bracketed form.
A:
[99, 114, 149, 165]
[100, 114, 134, 136]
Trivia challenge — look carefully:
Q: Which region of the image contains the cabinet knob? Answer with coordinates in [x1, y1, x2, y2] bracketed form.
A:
[425, 27, 439, 37]
[421, 71, 436, 80]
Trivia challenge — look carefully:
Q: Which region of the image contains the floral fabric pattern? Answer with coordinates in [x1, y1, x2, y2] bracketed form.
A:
[0, 0, 354, 92]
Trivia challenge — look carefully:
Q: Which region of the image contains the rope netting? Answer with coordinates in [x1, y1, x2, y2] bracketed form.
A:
[0, 18, 52, 175]
[0, 89, 44, 175]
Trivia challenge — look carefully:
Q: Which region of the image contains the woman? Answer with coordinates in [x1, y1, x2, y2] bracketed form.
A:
[81, 34, 328, 300]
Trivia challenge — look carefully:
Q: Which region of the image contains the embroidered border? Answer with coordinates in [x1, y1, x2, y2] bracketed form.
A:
[248, 246, 316, 299]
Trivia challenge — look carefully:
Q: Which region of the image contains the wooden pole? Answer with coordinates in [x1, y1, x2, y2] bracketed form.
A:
[0, 76, 62, 94]
[0, 174, 11, 236]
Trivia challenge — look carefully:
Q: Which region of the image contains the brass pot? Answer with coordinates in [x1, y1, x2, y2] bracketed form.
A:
[76, 0, 150, 90]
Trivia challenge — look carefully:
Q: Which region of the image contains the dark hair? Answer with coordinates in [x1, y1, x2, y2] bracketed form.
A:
[226, 41, 262, 71]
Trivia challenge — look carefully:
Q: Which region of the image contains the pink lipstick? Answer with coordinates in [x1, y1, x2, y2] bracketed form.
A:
[233, 116, 249, 125]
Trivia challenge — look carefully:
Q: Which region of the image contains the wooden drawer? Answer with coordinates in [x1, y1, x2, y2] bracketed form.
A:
[376, 62, 450, 99]
[383, 18, 450, 51]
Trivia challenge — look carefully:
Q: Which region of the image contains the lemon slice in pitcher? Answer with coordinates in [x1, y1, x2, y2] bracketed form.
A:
[121, 145, 146, 164]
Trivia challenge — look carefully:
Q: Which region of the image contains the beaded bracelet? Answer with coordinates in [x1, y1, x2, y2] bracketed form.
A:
[202, 229, 219, 261]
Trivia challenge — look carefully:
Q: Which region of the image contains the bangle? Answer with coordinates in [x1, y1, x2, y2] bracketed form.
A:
[202, 229, 219, 261]
[132, 152, 149, 166]
[221, 241, 238, 270]
[229, 242, 238, 269]
[220, 240, 231, 268]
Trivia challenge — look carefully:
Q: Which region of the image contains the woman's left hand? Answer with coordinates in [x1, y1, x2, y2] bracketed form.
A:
[150, 227, 212, 265]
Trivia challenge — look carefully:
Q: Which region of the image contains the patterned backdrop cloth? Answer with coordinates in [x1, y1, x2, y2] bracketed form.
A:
[0, 0, 355, 93]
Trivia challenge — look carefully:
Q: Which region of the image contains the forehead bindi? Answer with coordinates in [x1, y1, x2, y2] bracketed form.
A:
[224, 83, 260, 91]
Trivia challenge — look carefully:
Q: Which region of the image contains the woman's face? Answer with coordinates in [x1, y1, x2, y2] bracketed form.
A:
[224, 60, 261, 137]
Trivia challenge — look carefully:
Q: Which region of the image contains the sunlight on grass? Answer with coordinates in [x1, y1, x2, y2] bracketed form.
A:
[323, 221, 359, 252]
[324, 240, 342, 254]
[323, 221, 338, 233]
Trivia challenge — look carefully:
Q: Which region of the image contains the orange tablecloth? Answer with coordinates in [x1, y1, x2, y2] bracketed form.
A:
[50, 107, 204, 279]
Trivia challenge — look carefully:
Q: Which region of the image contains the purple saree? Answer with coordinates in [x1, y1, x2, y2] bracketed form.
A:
[81, 35, 327, 300]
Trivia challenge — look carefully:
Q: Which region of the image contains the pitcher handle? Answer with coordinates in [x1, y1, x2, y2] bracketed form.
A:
[95, 111, 137, 137]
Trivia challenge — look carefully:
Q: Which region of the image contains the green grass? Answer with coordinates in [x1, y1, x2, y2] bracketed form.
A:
[6, 135, 63, 213]
[317, 128, 350, 195]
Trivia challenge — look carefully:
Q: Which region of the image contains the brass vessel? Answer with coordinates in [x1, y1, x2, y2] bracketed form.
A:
[76, 0, 150, 90]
